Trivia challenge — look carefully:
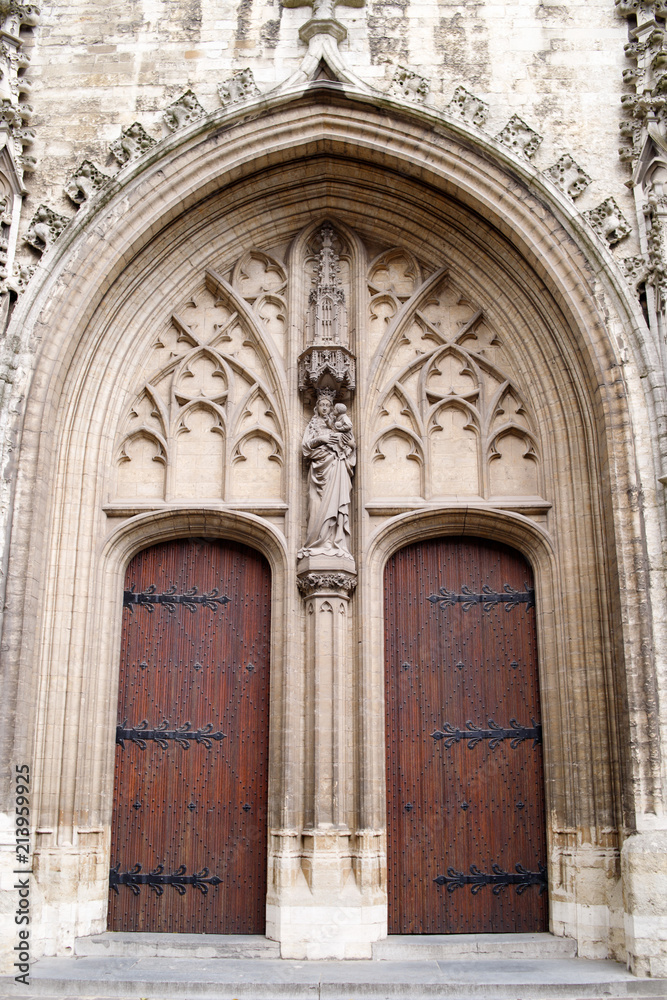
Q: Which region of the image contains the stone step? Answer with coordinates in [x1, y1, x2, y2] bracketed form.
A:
[372, 932, 578, 961]
[74, 931, 281, 959]
[2, 955, 666, 1000]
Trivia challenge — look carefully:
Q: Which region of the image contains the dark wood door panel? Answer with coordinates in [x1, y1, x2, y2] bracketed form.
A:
[108, 537, 271, 934]
[385, 537, 547, 934]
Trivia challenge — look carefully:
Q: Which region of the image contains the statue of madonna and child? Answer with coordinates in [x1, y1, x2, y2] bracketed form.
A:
[298, 390, 356, 563]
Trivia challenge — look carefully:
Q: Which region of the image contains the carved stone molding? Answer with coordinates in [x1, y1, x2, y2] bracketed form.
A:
[110, 123, 156, 166]
[65, 160, 110, 206]
[618, 19, 667, 167]
[545, 154, 591, 200]
[0, 0, 39, 311]
[163, 90, 205, 132]
[584, 197, 632, 246]
[389, 66, 429, 104]
[643, 189, 667, 300]
[24, 204, 69, 254]
[218, 69, 260, 108]
[297, 571, 357, 597]
[446, 86, 488, 127]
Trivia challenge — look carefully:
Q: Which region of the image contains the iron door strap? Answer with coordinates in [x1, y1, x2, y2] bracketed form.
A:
[123, 584, 231, 613]
[109, 864, 222, 895]
[116, 720, 226, 749]
[427, 583, 534, 612]
[434, 863, 548, 895]
[431, 718, 542, 749]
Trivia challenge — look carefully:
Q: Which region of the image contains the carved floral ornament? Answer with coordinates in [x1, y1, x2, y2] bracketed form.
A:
[0, 0, 37, 300]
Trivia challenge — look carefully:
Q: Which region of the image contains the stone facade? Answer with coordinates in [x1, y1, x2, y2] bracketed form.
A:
[0, 0, 666, 980]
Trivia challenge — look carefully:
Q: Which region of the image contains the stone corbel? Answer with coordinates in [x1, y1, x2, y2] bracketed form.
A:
[297, 572, 357, 598]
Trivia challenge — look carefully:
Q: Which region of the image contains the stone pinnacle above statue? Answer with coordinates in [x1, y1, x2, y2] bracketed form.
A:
[276, 0, 373, 93]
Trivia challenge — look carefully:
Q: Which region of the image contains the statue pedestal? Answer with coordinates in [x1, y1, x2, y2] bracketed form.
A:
[296, 553, 356, 577]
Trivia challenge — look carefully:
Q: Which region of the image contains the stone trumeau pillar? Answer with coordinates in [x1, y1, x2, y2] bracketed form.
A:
[266, 219, 383, 957]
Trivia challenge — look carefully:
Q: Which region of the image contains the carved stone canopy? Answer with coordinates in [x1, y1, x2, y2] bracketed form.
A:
[298, 345, 356, 398]
[298, 224, 356, 399]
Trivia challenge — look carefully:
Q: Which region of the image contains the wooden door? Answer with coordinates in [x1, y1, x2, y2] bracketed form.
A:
[385, 537, 547, 934]
[108, 537, 271, 933]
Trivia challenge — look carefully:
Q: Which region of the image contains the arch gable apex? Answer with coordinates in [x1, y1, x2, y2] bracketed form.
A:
[7, 84, 647, 367]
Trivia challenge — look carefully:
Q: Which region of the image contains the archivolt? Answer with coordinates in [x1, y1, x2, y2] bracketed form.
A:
[0, 87, 660, 853]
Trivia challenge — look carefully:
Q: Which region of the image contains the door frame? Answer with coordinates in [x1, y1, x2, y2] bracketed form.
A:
[96, 509, 288, 930]
[364, 506, 560, 930]
[108, 535, 273, 934]
[382, 532, 548, 934]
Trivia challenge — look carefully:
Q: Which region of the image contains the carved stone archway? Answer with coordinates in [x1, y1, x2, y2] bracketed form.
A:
[0, 85, 663, 972]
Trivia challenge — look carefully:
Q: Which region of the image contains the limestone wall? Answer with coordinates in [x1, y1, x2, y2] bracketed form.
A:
[23, 1, 634, 255]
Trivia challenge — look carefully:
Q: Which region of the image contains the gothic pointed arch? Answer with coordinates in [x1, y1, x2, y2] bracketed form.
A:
[0, 85, 662, 967]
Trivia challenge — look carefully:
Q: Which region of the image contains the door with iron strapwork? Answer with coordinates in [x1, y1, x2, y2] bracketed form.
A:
[385, 537, 547, 933]
[108, 537, 271, 933]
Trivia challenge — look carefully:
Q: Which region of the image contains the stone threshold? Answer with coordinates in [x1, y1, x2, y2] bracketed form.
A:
[72, 931, 577, 962]
[1, 954, 666, 1000]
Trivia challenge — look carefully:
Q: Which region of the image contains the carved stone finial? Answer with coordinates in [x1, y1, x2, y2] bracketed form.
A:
[65, 159, 110, 206]
[282, 0, 364, 18]
[281, 0, 363, 44]
[310, 224, 346, 345]
[298, 224, 356, 397]
[218, 68, 260, 108]
[24, 204, 69, 254]
[163, 90, 205, 132]
[584, 197, 632, 246]
[110, 122, 156, 166]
